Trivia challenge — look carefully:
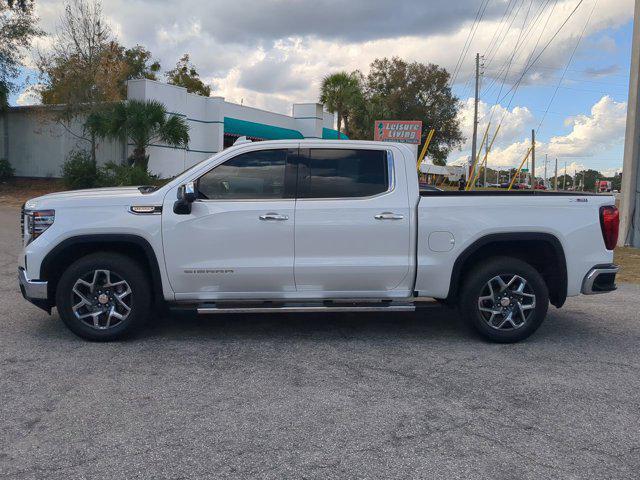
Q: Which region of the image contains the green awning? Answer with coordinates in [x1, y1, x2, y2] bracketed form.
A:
[322, 128, 349, 140]
[224, 117, 304, 140]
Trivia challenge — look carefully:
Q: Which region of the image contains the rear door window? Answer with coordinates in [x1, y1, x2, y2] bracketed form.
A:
[299, 149, 389, 198]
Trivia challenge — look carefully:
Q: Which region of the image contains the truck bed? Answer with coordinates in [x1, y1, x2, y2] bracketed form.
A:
[420, 189, 602, 196]
[415, 191, 615, 301]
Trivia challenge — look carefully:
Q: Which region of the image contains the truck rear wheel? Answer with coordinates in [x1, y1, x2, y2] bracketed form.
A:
[55, 253, 151, 341]
[459, 256, 549, 343]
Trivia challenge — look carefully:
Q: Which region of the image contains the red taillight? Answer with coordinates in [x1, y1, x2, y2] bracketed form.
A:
[599, 205, 619, 250]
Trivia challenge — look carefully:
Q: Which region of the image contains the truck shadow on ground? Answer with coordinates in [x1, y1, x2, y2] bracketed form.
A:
[141, 305, 477, 342]
[134, 305, 594, 344]
[30, 303, 598, 345]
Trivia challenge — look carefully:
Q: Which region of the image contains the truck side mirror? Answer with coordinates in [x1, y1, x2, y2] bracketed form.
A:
[174, 181, 196, 214]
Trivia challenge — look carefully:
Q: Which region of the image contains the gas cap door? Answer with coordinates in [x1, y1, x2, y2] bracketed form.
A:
[428, 231, 455, 252]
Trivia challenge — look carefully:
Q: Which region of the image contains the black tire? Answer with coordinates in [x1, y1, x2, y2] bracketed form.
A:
[459, 256, 549, 343]
[55, 253, 151, 341]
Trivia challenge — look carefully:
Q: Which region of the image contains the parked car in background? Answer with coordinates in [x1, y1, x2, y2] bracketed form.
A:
[19, 140, 619, 343]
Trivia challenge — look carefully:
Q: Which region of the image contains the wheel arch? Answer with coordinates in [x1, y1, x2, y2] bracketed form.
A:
[445, 232, 567, 308]
[40, 234, 164, 307]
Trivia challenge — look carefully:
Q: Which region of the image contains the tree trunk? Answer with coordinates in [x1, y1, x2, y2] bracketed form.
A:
[343, 114, 350, 138]
[337, 112, 342, 139]
[132, 146, 149, 171]
[2, 110, 8, 161]
[90, 132, 97, 168]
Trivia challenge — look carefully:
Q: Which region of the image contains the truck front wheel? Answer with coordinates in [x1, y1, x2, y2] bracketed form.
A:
[459, 256, 549, 343]
[55, 253, 151, 341]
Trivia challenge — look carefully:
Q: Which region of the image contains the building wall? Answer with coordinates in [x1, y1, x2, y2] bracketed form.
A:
[4, 79, 336, 178]
[131, 79, 336, 177]
[1, 108, 122, 178]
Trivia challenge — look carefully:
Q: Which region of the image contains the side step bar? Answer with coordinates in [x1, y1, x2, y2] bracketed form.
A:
[196, 302, 417, 315]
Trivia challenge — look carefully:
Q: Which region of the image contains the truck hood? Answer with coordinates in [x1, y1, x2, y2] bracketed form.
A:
[24, 186, 163, 209]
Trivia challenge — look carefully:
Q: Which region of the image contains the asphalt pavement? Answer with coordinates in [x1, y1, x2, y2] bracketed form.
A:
[1, 205, 639, 479]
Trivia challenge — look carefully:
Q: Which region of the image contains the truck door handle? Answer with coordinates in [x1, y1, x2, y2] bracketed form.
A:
[375, 212, 404, 220]
[259, 213, 289, 221]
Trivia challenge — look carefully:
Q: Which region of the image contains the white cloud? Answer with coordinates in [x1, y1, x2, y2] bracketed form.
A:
[547, 95, 627, 157]
[28, 0, 634, 114]
[15, 87, 42, 106]
[601, 167, 622, 177]
[458, 98, 535, 151]
[22, 0, 631, 175]
[477, 96, 627, 171]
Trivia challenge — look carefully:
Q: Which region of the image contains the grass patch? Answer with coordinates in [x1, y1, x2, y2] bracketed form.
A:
[0, 178, 66, 208]
[615, 247, 640, 284]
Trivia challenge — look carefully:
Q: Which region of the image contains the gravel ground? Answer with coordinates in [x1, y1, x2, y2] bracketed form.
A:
[1, 206, 639, 479]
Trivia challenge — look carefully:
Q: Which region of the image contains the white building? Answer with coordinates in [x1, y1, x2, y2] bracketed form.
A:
[0, 79, 343, 178]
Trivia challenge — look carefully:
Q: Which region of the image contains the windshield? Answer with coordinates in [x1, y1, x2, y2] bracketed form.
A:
[176, 153, 221, 178]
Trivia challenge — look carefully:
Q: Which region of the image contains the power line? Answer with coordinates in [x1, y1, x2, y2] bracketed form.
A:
[482, 0, 518, 70]
[485, 61, 629, 78]
[481, 3, 527, 96]
[450, 0, 491, 87]
[497, 0, 586, 104]
[481, 0, 552, 96]
[481, 0, 546, 129]
[555, 84, 626, 95]
[482, 71, 629, 88]
[500, 0, 558, 117]
[482, 0, 556, 101]
[450, 0, 486, 86]
[538, 0, 598, 132]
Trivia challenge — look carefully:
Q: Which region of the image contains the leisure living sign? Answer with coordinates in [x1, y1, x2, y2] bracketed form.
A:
[374, 120, 423, 144]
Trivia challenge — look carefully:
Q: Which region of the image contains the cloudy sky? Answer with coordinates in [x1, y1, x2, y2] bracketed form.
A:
[13, 0, 635, 175]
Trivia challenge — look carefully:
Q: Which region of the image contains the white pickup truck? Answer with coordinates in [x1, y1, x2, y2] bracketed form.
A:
[18, 140, 620, 342]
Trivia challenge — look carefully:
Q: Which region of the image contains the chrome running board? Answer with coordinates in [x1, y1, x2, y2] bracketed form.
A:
[196, 302, 417, 315]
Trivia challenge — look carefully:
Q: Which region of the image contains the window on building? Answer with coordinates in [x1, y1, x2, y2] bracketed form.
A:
[300, 149, 389, 198]
[198, 149, 288, 199]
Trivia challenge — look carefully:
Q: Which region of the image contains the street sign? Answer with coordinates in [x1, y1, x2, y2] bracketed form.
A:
[521, 168, 529, 172]
[374, 120, 422, 144]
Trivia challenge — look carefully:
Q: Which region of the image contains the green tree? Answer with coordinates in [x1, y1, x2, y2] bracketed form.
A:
[123, 45, 161, 81]
[611, 172, 622, 191]
[86, 99, 189, 171]
[1, 0, 41, 161]
[579, 169, 602, 192]
[352, 57, 463, 165]
[166, 54, 211, 96]
[319, 71, 362, 138]
[555, 174, 573, 190]
[1, 0, 41, 108]
[38, 0, 124, 164]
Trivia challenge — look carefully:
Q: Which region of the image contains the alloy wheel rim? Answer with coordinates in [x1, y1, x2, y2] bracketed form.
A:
[71, 269, 132, 330]
[477, 274, 536, 330]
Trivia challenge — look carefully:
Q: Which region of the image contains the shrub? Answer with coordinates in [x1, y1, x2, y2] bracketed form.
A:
[62, 151, 162, 189]
[97, 162, 159, 187]
[61, 150, 97, 189]
[0, 158, 15, 180]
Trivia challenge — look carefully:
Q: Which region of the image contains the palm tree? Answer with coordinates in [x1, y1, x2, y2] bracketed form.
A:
[87, 99, 189, 171]
[319, 72, 362, 138]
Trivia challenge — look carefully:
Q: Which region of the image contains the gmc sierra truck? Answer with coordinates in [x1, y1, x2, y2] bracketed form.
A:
[18, 140, 620, 342]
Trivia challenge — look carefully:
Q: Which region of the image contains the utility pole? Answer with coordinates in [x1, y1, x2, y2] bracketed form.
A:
[620, 0, 640, 246]
[554, 158, 558, 191]
[470, 53, 481, 180]
[563, 161, 567, 190]
[544, 154, 548, 187]
[483, 137, 489, 187]
[531, 129, 536, 188]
